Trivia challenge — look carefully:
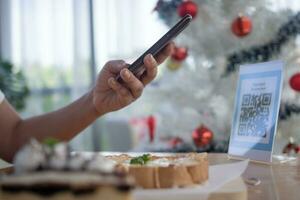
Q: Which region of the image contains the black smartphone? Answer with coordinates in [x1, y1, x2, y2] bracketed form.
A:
[116, 14, 192, 82]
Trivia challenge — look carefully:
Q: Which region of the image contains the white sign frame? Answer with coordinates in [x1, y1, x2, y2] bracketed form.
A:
[228, 60, 284, 162]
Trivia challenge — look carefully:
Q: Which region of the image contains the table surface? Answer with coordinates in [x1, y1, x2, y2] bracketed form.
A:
[1, 153, 299, 200]
[209, 153, 300, 200]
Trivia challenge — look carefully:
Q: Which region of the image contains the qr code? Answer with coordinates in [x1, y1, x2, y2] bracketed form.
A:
[238, 93, 272, 137]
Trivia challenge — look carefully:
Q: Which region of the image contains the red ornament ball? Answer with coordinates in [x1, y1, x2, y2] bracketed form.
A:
[171, 46, 188, 61]
[289, 73, 300, 92]
[283, 141, 299, 154]
[231, 15, 252, 37]
[147, 115, 156, 143]
[177, 0, 198, 18]
[192, 125, 213, 147]
[295, 146, 300, 153]
[168, 137, 184, 148]
[283, 143, 294, 154]
[282, 137, 300, 154]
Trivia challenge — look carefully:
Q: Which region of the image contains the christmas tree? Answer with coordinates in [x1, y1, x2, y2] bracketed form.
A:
[127, 0, 300, 153]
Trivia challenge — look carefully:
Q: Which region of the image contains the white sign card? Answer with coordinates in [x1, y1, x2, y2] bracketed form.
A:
[228, 61, 284, 162]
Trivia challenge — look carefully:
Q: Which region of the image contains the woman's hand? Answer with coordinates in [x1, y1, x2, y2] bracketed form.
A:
[92, 43, 174, 115]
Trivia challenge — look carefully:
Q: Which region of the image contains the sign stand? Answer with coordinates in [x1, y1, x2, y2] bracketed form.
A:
[228, 61, 284, 163]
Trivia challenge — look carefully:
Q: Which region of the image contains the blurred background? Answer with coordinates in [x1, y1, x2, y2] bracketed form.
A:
[2, 0, 300, 167]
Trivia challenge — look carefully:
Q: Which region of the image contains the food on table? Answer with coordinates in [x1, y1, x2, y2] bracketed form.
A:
[0, 139, 134, 200]
[107, 152, 209, 188]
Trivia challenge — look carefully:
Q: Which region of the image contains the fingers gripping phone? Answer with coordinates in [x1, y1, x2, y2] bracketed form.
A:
[116, 14, 192, 82]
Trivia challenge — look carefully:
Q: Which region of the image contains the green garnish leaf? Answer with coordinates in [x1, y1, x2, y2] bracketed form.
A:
[130, 154, 151, 165]
[141, 154, 150, 162]
[130, 157, 144, 165]
[43, 138, 60, 148]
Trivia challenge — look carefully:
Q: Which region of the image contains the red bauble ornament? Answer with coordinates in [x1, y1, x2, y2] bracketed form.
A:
[147, 115, 156, 143]
[168, 137, 184, 148]
[283, 137, 299, 154]
[295, 146, 300, 153]
[231, 15, 252, 37]
[289, 73, 300, 92]
[177, 0, 198, 18]
[171, 46, 188, 61]
[192, 125, 213, 147]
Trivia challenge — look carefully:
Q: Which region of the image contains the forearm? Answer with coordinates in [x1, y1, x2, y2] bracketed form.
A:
[7, 91, 101, 161]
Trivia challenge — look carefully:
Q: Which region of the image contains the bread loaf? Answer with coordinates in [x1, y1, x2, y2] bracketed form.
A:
[107, 153, 208, 189]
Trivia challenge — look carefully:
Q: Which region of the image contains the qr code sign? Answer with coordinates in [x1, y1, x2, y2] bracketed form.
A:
[238, 93, 272, 137]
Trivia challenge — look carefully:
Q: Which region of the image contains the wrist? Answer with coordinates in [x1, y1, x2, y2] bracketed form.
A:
[86, 90, 103, 118]
[90, 88, 111, 117]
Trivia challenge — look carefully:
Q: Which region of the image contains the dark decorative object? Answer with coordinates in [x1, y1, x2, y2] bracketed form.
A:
[153, 139, 229, 153]
[0, 60, 29, 110]
[154, 0, 183, 25]
[279, 103, 300, 120]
